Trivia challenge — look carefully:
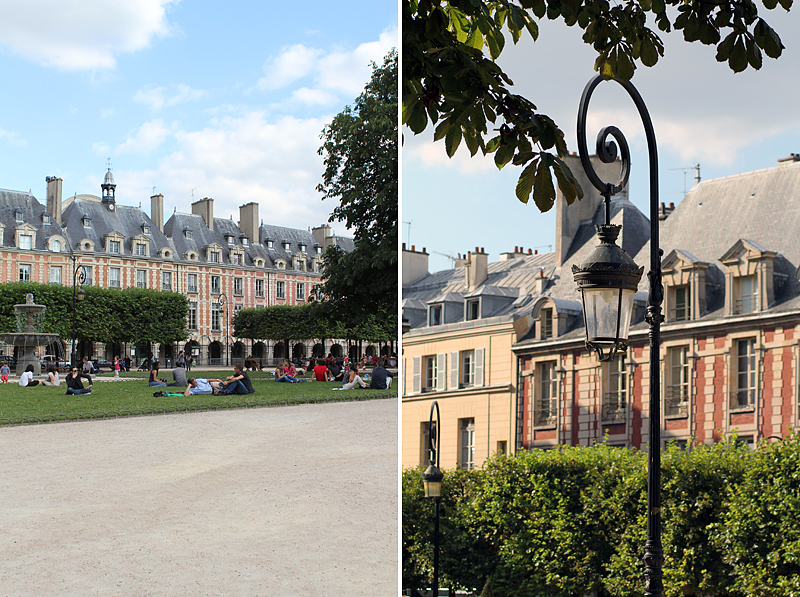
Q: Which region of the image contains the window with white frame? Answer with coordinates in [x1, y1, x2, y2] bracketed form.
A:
[466, 299, 479, 321]
[461, 350, 475, 386]
[234, 278, 243, 296]
[209, 251, 220, 263]
[187, 273, 198, 293]
[602, 357, 627, 422]
[422, 354, 446, 392]
[276, 281, 285, 299]
[295, 258, 305, 271]
[109, 268, 121, 288]
[134, 242, 147, 256]
[136, 269, 146, 288]
[733, 338, 757, 410]
[450, 348, 485, 389]
[211, 303, 221, 331]
[234, 304, 243, 315]
[541, 307, 554, 339]
[459, 418, 475, 470]
[420, 422, 432, 466]
[19, 234, 32, 250]
[188, 302, 197, 330]
[535, 362, 558, 426]
[666, 346, 690, 417]
[162, 271, 172, 291]
[738, 276, 758, 314]
[297, 282, 305, 301]
[49, 266, 62, 285]
[211, 276, 221, 295]
[19, 264, 31, 282]
[673, 286, 691, 321]
[255, 279, 264, 297]
[109, 240, 120, 254]
[51, 239, 61, 253]
[83, 266, 93, 285]
[428, 305, 442, 326]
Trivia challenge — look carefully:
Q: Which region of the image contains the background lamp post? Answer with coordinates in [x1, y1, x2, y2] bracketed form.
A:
[218, 292, 229, 367]
[573, 74, 664, 597]
[70, 261, 86, 368]
[421, 400, 442, 597]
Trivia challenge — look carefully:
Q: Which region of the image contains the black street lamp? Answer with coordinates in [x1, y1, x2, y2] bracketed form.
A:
[218, 292, 229, 367]
[421, 400, 443, 597]
[573, 74, 664, 597]
[70, 258, 86, 368]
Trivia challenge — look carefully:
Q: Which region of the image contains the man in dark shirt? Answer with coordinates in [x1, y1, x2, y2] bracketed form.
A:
[65, 367, 92, 395]
[369, 359, 392, 390]
[222, 363, 253, 395]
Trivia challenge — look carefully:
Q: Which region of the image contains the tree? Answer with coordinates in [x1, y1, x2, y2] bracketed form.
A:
[318, 48, 398, 326]
[403, 0, 791, 211]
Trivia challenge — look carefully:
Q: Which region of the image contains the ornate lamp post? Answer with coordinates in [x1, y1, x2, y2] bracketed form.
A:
[421, 400, 443, 597]
[218, 292, 229, 367]
[572, 74, 664, 597]
[69, 258, 86, 368]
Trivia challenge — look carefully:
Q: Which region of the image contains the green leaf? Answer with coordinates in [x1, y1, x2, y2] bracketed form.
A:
[515, 160, 538, 204]
[729, 37, 748, 72]
[640, 36, 659, 67]
[403, 98, 428, 134]
[465, 26, 483, 50]
[485, 135, 502, 154]
[445, 125, 462, 157]
[433, 119, 449, 142]
[552, 156, 584, 205]
[763, 0, 779, 9]
[463, 128, 479, 157]
[494, 143, 515, 169]
[716, 32, 736, 63]
[761, 26, 784, 59]
[746, 37, 763, 70]
[533, 154, 556, 212]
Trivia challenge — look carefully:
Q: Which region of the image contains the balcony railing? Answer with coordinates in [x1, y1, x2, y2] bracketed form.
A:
[601, 400, 627, 422]
[109, 280, 120, 288]
[665, 387, 690, 417]
[730, 389, 755, 411]
[533, 407, 557, 427]
[187, 285, 198, 293]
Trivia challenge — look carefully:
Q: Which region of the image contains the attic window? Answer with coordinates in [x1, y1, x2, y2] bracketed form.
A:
[283, 241, 291, 251]
[15, 210, 23, 222]
[184, 228, 192, 239]
[241, 237, 249, 246]
[266, 239, 274, 248]
[300, 243, 307, 253]
[42, 213, 51, 225]
[82, 216, 91, 227]
[315, 246, 322, 254]
[142, 225, 151, 235]
[226, 235, 234, 245]
[466, 299, 479, 321]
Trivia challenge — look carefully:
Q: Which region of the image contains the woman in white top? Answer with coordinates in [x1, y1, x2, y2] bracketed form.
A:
[42, 365, 60, 386]
[19, 365, 39, 387]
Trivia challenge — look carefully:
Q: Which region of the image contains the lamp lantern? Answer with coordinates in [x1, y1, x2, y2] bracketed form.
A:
[421, 463, 444, 498]
[573, 223, 643, 361]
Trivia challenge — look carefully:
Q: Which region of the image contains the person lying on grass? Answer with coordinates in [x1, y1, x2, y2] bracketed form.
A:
[184, 377, 223, 396]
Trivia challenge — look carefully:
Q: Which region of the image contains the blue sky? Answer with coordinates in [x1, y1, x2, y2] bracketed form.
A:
[403, 8, 800, 272]
[0, 0, 397, 233]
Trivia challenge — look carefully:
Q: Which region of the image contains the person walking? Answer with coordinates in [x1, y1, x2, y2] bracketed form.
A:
[0, 362, 9, 383]
[114, 356, 120, 378]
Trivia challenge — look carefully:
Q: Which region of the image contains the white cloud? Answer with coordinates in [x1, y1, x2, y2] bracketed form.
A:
[0, 0, 176, 70]
[116, 111, 333, 230]
[289, 87, 338, 106]
[133, 83, 207, 111]
[92, 141, 111, 155]
[115, 119, 175, 154]
[0, 125, 27, 148]
[256, 27, 397, 102]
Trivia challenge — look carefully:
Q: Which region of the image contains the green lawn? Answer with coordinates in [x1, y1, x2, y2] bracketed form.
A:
[0, 371, 395, 425]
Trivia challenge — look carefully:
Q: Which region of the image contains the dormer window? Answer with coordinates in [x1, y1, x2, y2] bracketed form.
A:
[283, 241, 291, 251]
[109, 240, 120, 254]
[19, 234, 32, 250]
[662, 250, 710, 323]
[266, 239, 274, 248]
[82, 216, 91, 227]
[184, 228, 192, 239]
[300, 243, 307, 253]
[737, 276, 758, 314]
[295, 258, 305, 271]
[210, 251, 220, 263]
[277, 260, 286, 270]
[673, 286, 691, 321]
[15, 209, 23, 222]
[241, 237, 249, 246]
[142, 225, 151, 235]
[43, 213, 51, 225]
[719, 239, 775, 317]
[51, 240, 61, 253]
[134, 242, 147, 256]
[315, 246, 322, 255]
[226, 235, 234, 245]
[429, 305, 442, 326]
[466, 299, 479, 321]
[541, 308, 553, 339]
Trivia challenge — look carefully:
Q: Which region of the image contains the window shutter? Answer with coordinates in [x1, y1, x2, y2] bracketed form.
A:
[402, 358, 406, 395]
[436, 353, 446, 391]
[412, 356, 421, 394]
[475, 347, 485, 387]
[450, 351, 459, 389]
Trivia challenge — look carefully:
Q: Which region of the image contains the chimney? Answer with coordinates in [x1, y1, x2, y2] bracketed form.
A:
[150, 193, 164, 232]
[312, 224, 332, 249]
[555, 154, 628, 266]
[238, 202, 259, 243]
[659, 201, 676, 221]
[778, 153, 800, 165]
[466, 247, 488, 290]
[192, 197, 214, 229]
[403, 243, 430, 286]
[533, 267, 549, 294]
[46, 176, 62, 225]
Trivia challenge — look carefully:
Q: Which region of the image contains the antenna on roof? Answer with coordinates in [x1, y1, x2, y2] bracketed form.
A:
[152, 186, 156, 195]
[106, 157, 112, 170]
[403, 220, 412, 245]
[670, 163, 701, 195]
[191, 188, 196, 200]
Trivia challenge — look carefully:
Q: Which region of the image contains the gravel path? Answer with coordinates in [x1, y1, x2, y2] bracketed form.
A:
[0, 398, 398, 596]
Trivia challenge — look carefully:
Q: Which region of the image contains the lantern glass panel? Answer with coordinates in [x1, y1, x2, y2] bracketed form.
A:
[583, 288, 635, 342]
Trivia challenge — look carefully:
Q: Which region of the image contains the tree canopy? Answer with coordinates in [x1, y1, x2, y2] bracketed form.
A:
[403, 0, 792, 211]
[318, 48, 398, 326]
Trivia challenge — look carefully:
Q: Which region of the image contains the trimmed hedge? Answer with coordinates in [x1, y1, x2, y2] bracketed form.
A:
[403, 435, 800, 597]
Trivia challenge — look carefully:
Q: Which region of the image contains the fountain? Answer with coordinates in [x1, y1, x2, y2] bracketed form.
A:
[0, 293, 64, 375]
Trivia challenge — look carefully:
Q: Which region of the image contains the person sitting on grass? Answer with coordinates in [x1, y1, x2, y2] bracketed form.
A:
[166, 365, 187, 387]
[333, 363, 368, 390]
[42, 365, 60, 387]
[221, 363, 254, 395]
[312, 361, 329, 382]
[369, 359, 392, 390]
[65, 366, 92, 395]
[19, 364, 39, 387]
[149, 362, 167, 387]
[183, 377, 222, 396]
[275, 362, 298, 383]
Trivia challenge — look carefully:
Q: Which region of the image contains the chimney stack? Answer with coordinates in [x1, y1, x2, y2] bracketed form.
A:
[402, 243, 430, 286]
[45, 176, 62, 225]
[238, 202, 259, 243]
[150, 193, 164, 232]
[312, 224, 333, 249]
[466, 247, 488, 290]
[192, 197, 214, 229]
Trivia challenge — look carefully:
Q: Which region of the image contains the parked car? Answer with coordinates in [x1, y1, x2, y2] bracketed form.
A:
[40, 355, 71, 372]
[90, 357, 113, 371]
